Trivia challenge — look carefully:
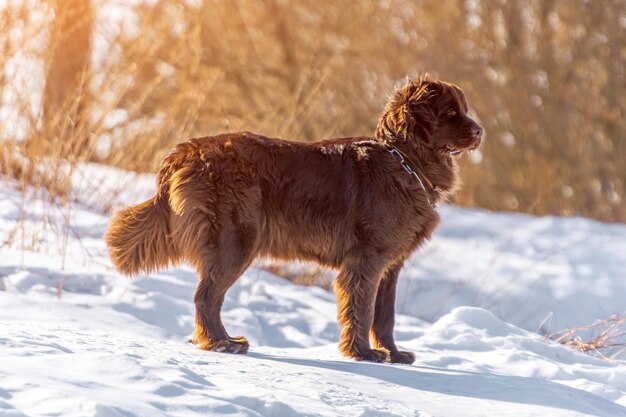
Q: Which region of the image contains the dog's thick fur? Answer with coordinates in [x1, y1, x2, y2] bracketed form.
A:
[105, 77, 483, 364]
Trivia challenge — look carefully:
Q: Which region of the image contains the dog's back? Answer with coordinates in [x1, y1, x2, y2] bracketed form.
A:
[106, 130, 437, 275]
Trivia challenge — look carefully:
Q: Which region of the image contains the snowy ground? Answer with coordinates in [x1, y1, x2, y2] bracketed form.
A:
[1, 165, 626, 417]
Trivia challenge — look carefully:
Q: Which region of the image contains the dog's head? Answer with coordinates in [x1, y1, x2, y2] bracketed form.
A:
[376, 77, 483, 155]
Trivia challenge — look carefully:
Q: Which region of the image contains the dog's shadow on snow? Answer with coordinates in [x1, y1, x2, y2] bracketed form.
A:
[248, 352, 626, 417]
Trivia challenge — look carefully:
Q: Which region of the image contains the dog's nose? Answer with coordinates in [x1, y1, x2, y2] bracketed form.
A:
[472, 126, 484, 139]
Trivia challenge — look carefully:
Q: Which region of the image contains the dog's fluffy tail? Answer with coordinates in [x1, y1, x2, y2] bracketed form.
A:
[105, 195, 178, 276]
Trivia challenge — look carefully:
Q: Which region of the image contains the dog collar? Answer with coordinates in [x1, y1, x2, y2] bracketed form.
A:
[386, 146, 437, 209]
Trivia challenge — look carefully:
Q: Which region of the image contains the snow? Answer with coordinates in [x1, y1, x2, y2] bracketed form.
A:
[1, 165, 626, 417]
[398, 205, 626, 335]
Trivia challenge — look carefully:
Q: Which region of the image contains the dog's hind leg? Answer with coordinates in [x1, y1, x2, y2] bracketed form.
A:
[192, 281, 249, 353]
[371, 263, 415, 364]
[335, 254, 388, 362]
[189, 221, 258, 354]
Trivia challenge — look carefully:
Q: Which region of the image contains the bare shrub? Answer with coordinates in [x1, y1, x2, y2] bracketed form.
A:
[549, 315, 626, 361]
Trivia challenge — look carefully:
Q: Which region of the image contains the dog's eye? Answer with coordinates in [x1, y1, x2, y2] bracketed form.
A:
[446, 109, 457, 118]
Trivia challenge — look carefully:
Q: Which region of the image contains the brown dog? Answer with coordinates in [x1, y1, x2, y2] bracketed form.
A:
[105, 77, 483, 364]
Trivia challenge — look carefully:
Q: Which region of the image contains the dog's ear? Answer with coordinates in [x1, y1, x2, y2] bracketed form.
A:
[376, 79, 441, 144]
[402, 80, 442, 144]
[406, 81, 439, 125]
[451, 84, 469, 113]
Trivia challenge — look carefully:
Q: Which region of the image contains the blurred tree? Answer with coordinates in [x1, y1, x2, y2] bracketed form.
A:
[451, 0, 625, 221]
[42, 0, 94, 158]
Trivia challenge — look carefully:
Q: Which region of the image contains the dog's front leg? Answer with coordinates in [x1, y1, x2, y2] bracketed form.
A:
[370, 263, 415, 364]
[334, 256, 388, 362]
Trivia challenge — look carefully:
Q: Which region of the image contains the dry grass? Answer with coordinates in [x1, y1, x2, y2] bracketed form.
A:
[2, 0, 625, 224]
[549, 315, 626, 361]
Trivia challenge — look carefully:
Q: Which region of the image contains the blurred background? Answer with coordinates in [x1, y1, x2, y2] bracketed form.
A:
[1, 0, 625, 222]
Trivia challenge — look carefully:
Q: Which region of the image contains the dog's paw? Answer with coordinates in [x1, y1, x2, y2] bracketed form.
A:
[212, 336, 249, 354]
[353, 348, 390, 363]
[194, 336, 249, 354]
[389, 350, 415, 365]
